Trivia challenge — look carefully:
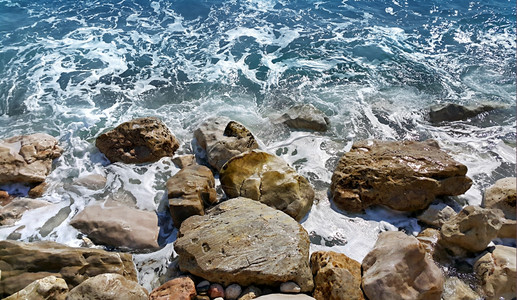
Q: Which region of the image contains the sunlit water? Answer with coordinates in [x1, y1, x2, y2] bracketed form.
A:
[0, 0, 515, 291]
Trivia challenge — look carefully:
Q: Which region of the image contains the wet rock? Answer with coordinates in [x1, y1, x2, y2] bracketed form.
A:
[361, 231, 444, 300]
[28, 182, 48, 198]
[417, 203, 456, 228]
[149, 276, 196, 300]
[0, 240, 137, 297]
[0, 190, 10, 204]
[254, 295, 316, 300]
[442, 276, 480, 300]
[70, 202, 159, 251]
[194, 117, 259, 171]
[209, 283, 225, 298]
[226, 283, 243, 300]
[498, 218, 516, 239]
[238, 286, 262, 300]
[174, 198, 314, 292]
[96, 117, 179, 164]
[330, 139, 472, 212]
[74, 174, 107, 190]
[0, 197, 51, 226]
[310, 251, 364, 300]
[167, 164, 217, 227]
[3, 275, 68, 300]
[274, 104, 330, 132]
[0, 133, 63, 184]
[474, 245, 516, 300]
[173, 154, 197, 169]
[483, 177, 516, 220]
[67, 273, 148, 300]
[280, 282, 301, 293]
[220, 150, 314, 221]
[429, 103, 499, 123]
[196, 280, 210, 295]
[440, 205, 504, 256]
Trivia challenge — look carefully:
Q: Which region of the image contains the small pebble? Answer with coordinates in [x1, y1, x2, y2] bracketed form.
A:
[280, 282, 301, 293]
[196, 280, 210, 294]
[225, 283, 242, 300]
[195, 296, 210, 300]
[213, 298, 224, 300]
[209, 283, 225, 298]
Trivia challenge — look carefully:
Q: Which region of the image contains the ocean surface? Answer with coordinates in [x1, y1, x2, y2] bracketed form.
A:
[0, 0, 515, 291]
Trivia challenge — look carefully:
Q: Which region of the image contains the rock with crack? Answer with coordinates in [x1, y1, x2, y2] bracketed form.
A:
[174, 197, 314, 292]
[474, 245, 516, 300]
[220, 150, 314, 221]
[330, 139, 472, 212]
[96, 117, 179, 164]
[194, 117, 260, 171]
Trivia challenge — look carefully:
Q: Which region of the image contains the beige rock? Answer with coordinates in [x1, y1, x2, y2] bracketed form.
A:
[330, 140, 472, 212]
[67, 273, 148, 300]
[498, 218, 516, 239]
[4, 275, 68, 300]
[442, 276, 480, 300]
[0, 133, 63, 183]
[361, 231, 444, 300]
[418, 203, 456, 228]
[28, 182, 48, 198]
[149, 276, 196, 300]
[0, 240, 137, 297]
[96, 117, 179, 164]
[416, 228, 449, 264]
[167, 164, 217, 227]
[440, 205, 504, 256]
[220, 150, 314, 221]
[174, 198, 314, 292]
[310, 251, 364, 300]
[0, 197, 51, 226]
[484, 177, 516, 220]
[70, 203, 159, 250]
[172, 154, 197, 169]
[474, 245, 516, 300]
[274, 104, 330, 132]
[74, 174, 107, 190]
[194, 117, 259, 171]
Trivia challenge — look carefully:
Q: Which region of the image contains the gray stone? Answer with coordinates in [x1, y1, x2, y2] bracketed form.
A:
[429, 103, 499, 123]
[194, 117, 259, 171]
[274, 104, 330, 132]
[74, 174, 107, 190]
[174, 198, 314, 292]
[226, 283, 243, 300]
[67, 273, 148, 300]
[220, 150, 314, 221]
[0, 133, 63, 184]
[280, 282, 301, 293]
[418, 203, 456, 228]
[331, 139, 472, 212]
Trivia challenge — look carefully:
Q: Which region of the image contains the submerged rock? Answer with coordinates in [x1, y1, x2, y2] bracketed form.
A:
[0, 197, 51, 226]
[440, 205, 504, 256]
[220, 150, 314, 221]
[483, 177, 516, 220]
[149, 276, 196, 300]
[442, 276, 480, 300]
[0, 133, 63, 184]
[67, 273, 148, 300]
[174, 198, 314, 292]
[474, 245, 516, 300]
[3, 275, 68, 300]
[167, 164, 217, 227]
[194, 117, 259, 171]
[70, 202, 160, 251]
[96, 117, 179, 164]
[0, 240, 137, 297]
[361, 231, 444, 300]
[429, 103, 499, 123]
[273, 104, 330, 132]
[74, 174, 107, 190]
[310, 251, 364, 300]
[330, 139, 472, 212]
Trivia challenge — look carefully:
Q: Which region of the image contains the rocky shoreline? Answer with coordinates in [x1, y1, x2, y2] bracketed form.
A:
[0, 104, 515, 300]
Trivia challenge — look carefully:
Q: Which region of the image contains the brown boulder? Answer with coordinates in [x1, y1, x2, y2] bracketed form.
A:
[220, 150, 314, 221]
[67, 273, 148, 300]
[70, 202, 160, 251]
[174, 197, 314, 292]
[3, 275, 68, 300]
[330, 139, 472, 212]
[474, 245, 516, 299]
[172, 154, 197, 169]
[149, 276, 196, 300]
[96, 117, 179, 164]
[0, 240, 137, 297]
[310, 251, 364, 300]
[194, 117, 259, 171]
[440, 205, 504, 255]
[483, 177, 516, 220]
[361, 231, 444, 300]
[167, 164, 217, 227]
[0, 133, 63, 184]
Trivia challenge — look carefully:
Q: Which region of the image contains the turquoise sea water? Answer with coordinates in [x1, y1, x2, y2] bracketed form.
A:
[0, 0, 515, 290]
